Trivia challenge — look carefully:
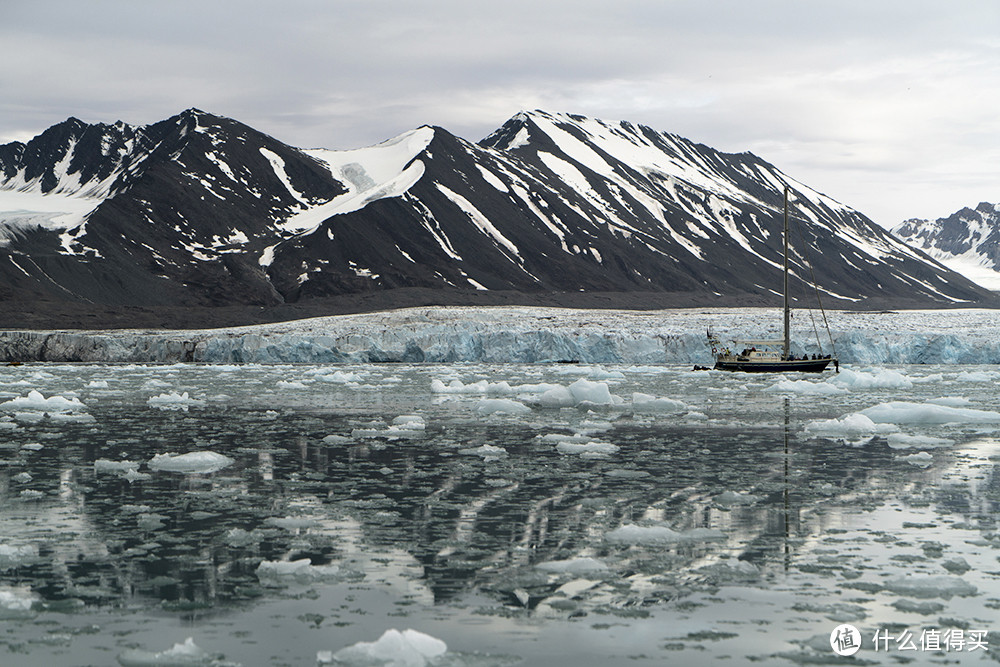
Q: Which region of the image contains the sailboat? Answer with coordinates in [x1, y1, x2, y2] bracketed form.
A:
[708, 186, 839, 373]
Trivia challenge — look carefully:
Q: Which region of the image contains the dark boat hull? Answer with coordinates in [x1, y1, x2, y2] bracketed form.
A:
[714, 358, 834, 373]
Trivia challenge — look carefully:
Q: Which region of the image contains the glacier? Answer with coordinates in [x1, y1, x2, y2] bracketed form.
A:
[3, 305, 1000, 364]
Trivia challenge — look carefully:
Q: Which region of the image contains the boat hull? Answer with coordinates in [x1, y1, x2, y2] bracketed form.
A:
[713, 358, 834, 373]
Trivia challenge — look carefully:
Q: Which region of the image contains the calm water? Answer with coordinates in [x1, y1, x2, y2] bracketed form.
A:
[1, 362, 1000, 666]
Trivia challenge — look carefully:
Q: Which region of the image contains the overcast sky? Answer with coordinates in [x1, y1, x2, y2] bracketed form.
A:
[3, 0, 998, 227]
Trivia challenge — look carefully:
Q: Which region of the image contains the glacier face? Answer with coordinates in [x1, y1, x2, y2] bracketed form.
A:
[3, 306, 1000, 365]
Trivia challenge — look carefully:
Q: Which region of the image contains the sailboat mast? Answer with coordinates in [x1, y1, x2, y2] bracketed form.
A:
[783, 186, 790, 360]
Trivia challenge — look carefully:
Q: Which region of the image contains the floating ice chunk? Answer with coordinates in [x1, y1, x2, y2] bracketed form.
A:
[631, 393, 687, 411]
[830, 367, 913, 390]
[891, 599, 945, 614]
[899, 451, 933, 468]
[386, 415, 426, 438]
[324, 628, 447, 667]
[255, 558, 351, 585]
[555, 440, 619, 457]
[21, 442, 43, 451]
[317, 370, 362, 384]
[94, 459, 141, 474]
[19, 489, 43, 499]
[431, 378, 490, 394]
[86, 380, 109, 388]
[698, 559, 760, 582]
[147, 391, 206, 411]
[276, 380, 308, 389]
[535, 557, 609, 575]
[148, 451, 234, 474]
[264, 517, 319, 531]
[0, 390, 87, 413]
[459, 444, 508, 459]
[12, 472, 31, 483]
[536, 385, 575, 408]
[942, 557, 971, 574]
[884, 574, 977, 599]
[954, 370, 1000, 383]
[392, 415, 424, 427]
[767, 379, 846, 396]
[803, 413, 896, 442]
[928, 396, 972, 407]
[715, 490, 761, 506]
[0, 544, 38, 570]
[475, 398, 531, 415]
[0, 587, 37, 619]
[886, 433, 954, 449]
[605, 524, 725, 545]
[322, 434, 352, 444]
[117, 636, 215, 666]
[861, 401, 1000, 425]
[123, 468, 151, 483]
[568, 378, 618, 405]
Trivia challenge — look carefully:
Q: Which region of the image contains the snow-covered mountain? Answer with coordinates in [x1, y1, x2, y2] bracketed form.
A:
[892, 202, 1000, 291]
[1, 109, 995, 327]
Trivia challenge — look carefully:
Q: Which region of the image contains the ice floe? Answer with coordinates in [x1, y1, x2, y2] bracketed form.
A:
[255, 558, 358, 585]
[535, 557, 609, 575]
[475, 398, 531, 415]
[147, 391, 206, 411]
[883, 574, 977, 599]
[148, 451, 234, 474]
[605, 524, 725, 545]
[117, 637, 219, 667]
[319, 628, 446, 667]
[861, 401, 1000, 425]
[555, 440, 619, 457]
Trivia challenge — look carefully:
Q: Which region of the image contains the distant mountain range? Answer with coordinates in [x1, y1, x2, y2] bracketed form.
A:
[891, 202, 1000, 291]
[1, 108, 996, 328]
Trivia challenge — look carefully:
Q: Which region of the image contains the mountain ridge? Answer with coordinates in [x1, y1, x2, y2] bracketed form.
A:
[1, 108, 996, 329]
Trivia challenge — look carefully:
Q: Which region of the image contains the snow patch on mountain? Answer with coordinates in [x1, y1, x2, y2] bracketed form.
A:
[275, 127, 434, 234]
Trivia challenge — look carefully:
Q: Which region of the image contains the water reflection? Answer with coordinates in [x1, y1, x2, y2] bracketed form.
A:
[1, 364, 998, 664]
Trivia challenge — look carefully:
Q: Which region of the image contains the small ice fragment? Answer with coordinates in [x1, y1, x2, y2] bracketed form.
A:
[0, 544, 38, 570]
[117, 636, 213, 667]
[899, 451, 933, 468]
[886, 433, 953, 449]
[555, 440, 619, 456]
[322, 434, 352, 444]
[715, 490, 760, 506]
[475, 398, 531, 415]
[0, 390, 87, 413]
[94, 459, 141, 473]
[927, 396, 971, 407]
[21, 443, 43, 451]
[631, 392, 687, 411]
[0, 587, 38, 619]
[535, 557, 608, 575]
[891, 599, 945, 614]
[12, 472, 31, 483]
[941, 557, 971, 574]
[459, 444, 508, 459]
[147, 391, 206, 411]
[883, 574, 977, 599]
[328, 628, 447, 667]
[148, 451, 234, 474]
[605, 524, 725, 545]
[86, 380, 109, 389]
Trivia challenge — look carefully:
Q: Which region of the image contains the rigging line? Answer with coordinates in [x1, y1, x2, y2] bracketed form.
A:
[790, 211, 837, 358]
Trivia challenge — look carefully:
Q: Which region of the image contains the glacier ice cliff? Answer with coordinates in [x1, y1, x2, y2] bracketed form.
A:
[2, 306, 1000, 365]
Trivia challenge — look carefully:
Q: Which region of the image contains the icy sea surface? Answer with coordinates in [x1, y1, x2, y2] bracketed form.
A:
[3, 362, 1000, 666]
